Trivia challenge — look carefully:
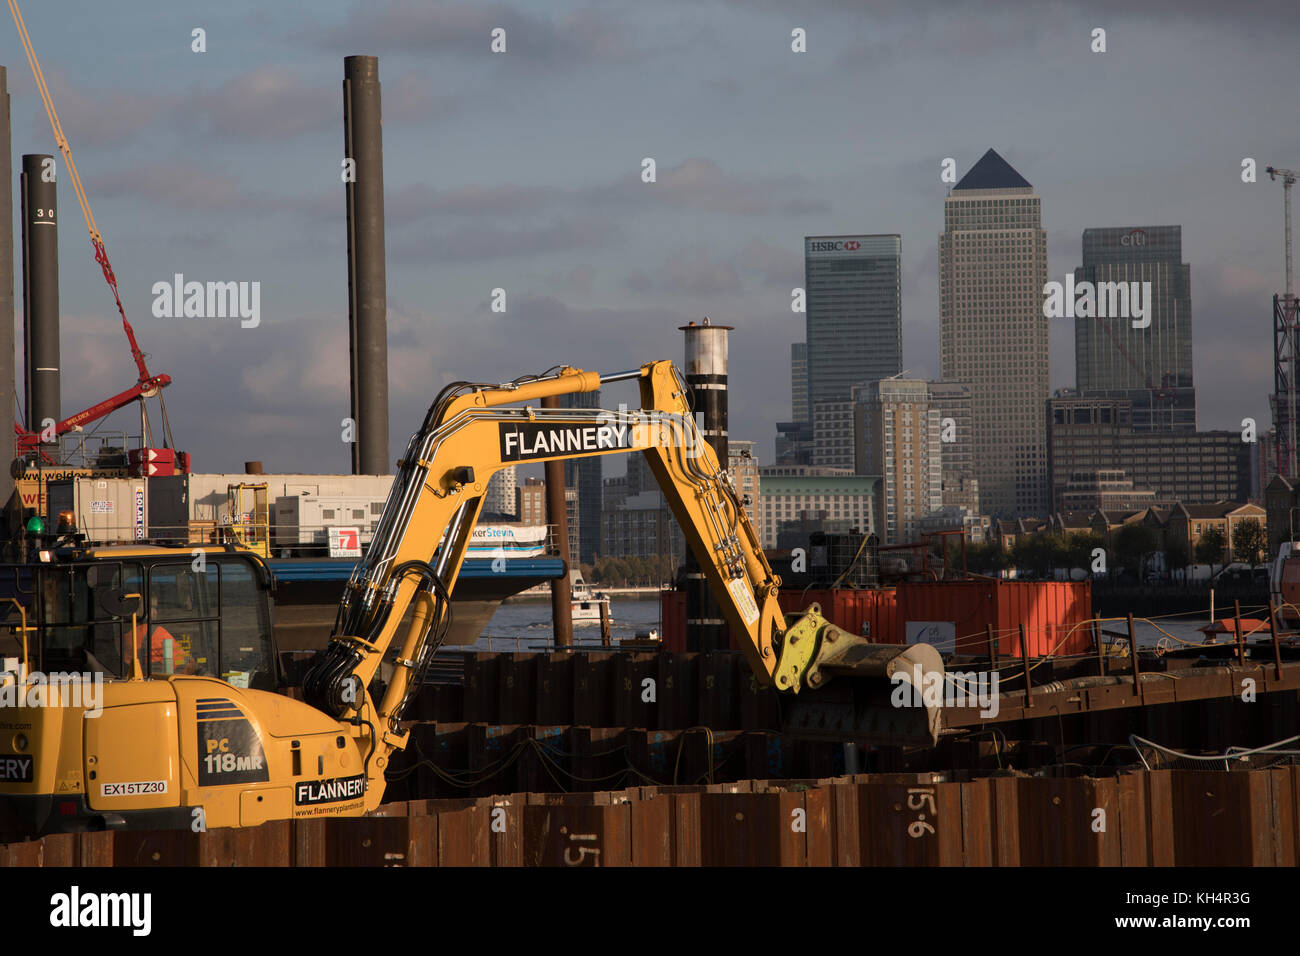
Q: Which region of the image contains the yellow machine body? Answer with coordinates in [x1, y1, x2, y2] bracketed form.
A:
[1, 362, 943, 837]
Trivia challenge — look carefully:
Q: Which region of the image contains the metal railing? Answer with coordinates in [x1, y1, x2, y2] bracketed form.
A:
[53, 520, 563, 560]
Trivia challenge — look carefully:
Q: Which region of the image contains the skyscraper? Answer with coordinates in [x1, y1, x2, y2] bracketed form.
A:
[483, 465, 517, 518]
[927, 381, 978, 513]
[804, 235, 902, 407]
[1074, 225, 1194, 431]
[939, 149, 1048, 516]
[855, 379, 942, 544]
[791, 342, 808, 423]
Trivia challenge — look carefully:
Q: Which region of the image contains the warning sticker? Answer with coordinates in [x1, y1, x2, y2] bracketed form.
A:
[727, 578, 760, 627]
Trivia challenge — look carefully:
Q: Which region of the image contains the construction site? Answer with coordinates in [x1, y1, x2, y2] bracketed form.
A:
[0, 5, 1294, 906]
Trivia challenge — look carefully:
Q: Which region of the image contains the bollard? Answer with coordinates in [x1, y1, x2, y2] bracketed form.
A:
[1019, 623, 1032, 709]
[1127, 612, 1140, 695]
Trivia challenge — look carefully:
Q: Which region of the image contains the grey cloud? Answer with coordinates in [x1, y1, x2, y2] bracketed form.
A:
[727, 0, 1297, 26]
[174, 68, 334, 141]
[88, 163, 249, 210]
[315, 1, 635, 66]
[626, 250, 742, 297]
[171, 66, 454, 144]
[544, 264, 596, 297]
[741, 239, 802, 287]
[383, 182, 559, 226]
[392, 159, 827, 224]
[16, 68, 172, 149]
[391, 215, 620, 263]
[596, 158, 830, 216]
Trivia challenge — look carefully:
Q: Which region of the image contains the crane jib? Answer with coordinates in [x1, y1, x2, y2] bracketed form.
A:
[499, 421, 633, 462]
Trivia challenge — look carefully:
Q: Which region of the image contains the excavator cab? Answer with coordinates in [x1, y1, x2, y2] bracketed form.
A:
[0, 548, 278, 690]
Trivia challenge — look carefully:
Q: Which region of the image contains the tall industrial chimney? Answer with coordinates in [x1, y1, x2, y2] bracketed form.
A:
[21, 153, 58, 439]
[679, 317, 732, 652]
[0, 68, 14, 521]
[343, 55, 389, 475]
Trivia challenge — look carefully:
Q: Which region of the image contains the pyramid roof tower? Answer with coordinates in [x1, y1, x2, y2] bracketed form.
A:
[953, 148, 1032, 190]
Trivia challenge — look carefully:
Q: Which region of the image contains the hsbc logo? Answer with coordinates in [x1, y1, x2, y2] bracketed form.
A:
[809, 239, 867, 253]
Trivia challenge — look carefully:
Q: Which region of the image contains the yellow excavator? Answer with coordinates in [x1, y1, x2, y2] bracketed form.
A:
[0, 361, 943, 836]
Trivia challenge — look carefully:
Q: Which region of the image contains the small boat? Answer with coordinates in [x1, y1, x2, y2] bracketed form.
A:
[569, 571, 610, 624]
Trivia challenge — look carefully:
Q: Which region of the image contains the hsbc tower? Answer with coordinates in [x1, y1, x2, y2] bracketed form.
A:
[803, 234, 903, 410]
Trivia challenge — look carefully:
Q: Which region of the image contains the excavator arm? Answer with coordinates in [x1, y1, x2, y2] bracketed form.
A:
[303, 360, 944, 769]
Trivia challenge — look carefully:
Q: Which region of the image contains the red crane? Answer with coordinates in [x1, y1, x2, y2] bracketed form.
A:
[8, 1, 183, 471]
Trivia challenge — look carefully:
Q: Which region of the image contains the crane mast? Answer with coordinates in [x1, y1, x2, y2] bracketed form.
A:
[1268, 165, 1299, 475]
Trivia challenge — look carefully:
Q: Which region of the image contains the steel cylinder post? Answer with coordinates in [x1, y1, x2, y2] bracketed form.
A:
[1233, 600, 1245, 665]
[1093, 619, 1105, 676]
[343, 55, 390, 476]
[1269, 598, 1283, 680]
[1128, 612, 1140, 694]
[541, 395, 573, 648]
[679, 318, 732, 653]
[20, 153, 58, 440]
[1019, 623, 1032, 708]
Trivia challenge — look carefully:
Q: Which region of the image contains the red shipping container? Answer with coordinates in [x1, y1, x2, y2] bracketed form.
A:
[896, 580, 1092, 657]
[663, 587, 902, 653]
[777, 588, 901, 645]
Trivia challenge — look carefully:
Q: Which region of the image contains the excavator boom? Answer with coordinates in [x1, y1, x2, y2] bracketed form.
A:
[303, 360, 942, 746]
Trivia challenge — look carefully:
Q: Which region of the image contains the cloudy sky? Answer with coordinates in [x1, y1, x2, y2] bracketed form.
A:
[4, 0, 1298, 473]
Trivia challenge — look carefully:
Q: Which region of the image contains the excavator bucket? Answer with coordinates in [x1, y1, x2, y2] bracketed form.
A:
[775, 607, 945, 747]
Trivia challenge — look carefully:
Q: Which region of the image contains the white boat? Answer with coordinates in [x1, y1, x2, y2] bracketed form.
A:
[569, 570, 610, 624]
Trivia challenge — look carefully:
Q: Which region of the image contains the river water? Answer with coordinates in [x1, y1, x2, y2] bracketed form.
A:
[472, 599, 663, 653]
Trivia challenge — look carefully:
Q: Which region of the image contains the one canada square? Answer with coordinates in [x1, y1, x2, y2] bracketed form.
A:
[939, 149, 1048, 516]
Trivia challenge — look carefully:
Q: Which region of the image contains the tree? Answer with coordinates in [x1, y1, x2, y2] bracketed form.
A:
[1231, 519, 1267, 567]
[1011, 532, 1066, 578]
[1065, 531, 1105, 573]
[1116, 524, 1158, 579]
[591, 556, 617, 584]
[602, 556, 630, 585]
[1196, 525, 1227, 574]
[965, 541, 1006, 575]
[628, 556, 651, 586]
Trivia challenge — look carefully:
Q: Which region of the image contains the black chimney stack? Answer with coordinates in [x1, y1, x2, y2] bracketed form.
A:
[21, 152, 59, 439]
[343, 55, 389, 475]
